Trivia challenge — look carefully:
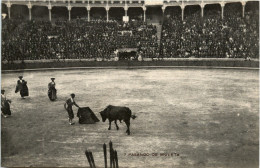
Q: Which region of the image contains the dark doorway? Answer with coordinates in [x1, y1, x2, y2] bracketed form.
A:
[146, 6, 163, 23]
[32, 6, 48, 20]
[128, 7, 143, 21]
[90, 7, 106, 20]
[52, 6, 68, 20]
[71, 7, 88, 20]
[109, 7, 124, 21]
[11, 5, 29, 20]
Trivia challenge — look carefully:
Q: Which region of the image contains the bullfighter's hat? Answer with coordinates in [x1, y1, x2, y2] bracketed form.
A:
[18, 76, 23, 79]
[51, 78, 55, 80]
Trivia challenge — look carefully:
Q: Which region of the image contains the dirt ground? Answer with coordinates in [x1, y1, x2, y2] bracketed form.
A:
[1, 68, 259, 168]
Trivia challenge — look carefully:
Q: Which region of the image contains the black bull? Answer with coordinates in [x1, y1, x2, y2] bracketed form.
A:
[99, 105, 136, 135]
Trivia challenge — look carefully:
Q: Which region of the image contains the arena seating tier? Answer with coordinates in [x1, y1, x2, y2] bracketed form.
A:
[1, 4, 258, 61]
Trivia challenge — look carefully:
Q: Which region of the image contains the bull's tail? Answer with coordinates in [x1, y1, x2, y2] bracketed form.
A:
[131, 115, 137, 119]
[127, 108, 137, 119]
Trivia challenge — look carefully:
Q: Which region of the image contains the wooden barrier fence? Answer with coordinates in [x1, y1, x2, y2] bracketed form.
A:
[85, 141, 119, 168]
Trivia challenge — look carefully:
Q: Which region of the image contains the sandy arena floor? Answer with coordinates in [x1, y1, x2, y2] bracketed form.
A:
[1, 68, 259, 168]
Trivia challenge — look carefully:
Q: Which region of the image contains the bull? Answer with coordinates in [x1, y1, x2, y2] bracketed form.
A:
[99, 105, 136, 135]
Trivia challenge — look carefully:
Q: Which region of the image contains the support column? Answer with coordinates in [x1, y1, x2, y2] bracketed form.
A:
[28, 2, 32, 21]
[181, 4, 185, 21]
[124, 6, 128, 16]
[220, 2, 225, 19]
[200, 3, 205, 18]
[6, 2, 11, 19]
[241, 1, 246, 18]
[106, 6, 110, 22]
[86, 6, 91, 22]
[162, 5, 166, 17]
[67, 5, 72, 21]
[48, 4, 52, 22]
[143, 6, 146, 22]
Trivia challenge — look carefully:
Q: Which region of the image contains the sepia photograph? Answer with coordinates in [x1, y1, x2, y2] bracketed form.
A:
[1, 0, 259, 167]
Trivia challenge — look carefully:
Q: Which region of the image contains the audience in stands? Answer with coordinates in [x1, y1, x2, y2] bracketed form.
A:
[1, 4, 258, 61]
[2, 19, 158, 61]
[161, 5, 259, 59]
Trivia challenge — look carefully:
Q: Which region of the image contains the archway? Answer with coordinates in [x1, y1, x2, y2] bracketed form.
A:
[146, 6, 163, 23]
[10, 5, 29, 20]
[32, 6, 48, 20]
[109, 7, 124, 21]
[184, 5, 201, 20]
[90, 7, 106, 20]
[204, 4, 221, 19]
[245, 1, 259, 18]
[52, 6, 68, 21]
[164, 6, 181, 20]
[128, 7, 143, 21]
[224, 2, 242, 18]
[71, 7, 87, 20]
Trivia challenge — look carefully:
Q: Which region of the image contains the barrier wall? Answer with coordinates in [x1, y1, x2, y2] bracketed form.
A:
[2, 59, 259, 71]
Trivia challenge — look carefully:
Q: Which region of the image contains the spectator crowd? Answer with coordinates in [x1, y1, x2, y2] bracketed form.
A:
[160, 5, 259, 59]
[1, 4, 258, 62]
[2, 19, 158, 61]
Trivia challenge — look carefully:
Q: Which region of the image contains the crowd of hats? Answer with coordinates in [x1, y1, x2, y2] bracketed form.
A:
[160, 3, 259, 58]
[2, 19, 158, 61]
[1, 2, 258, 61]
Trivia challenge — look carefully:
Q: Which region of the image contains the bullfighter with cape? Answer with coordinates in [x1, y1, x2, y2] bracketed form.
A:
[64, 93, 80, 125]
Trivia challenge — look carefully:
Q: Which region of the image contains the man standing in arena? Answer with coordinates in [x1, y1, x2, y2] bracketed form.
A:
[15, 76, 29, 98]
[1, 89, 11, 118]
[48, 78, 57, 101]
[64, 94, 80, 125]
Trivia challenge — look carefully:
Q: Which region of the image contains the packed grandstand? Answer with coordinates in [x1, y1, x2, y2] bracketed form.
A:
[1, 0, 259, 61]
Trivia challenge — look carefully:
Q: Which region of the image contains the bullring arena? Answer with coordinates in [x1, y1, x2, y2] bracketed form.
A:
[1, 0, 259, 168]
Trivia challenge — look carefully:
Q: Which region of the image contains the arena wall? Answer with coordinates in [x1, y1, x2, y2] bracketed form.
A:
[2, 59, 259, 71]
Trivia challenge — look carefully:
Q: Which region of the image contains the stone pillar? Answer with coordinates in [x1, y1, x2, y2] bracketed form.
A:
[106, 6, 110, 22]
[86, 6, 91, 21]
[6, 2, 11, 19]
[124, 6, 128, 16]
[67, 5, 72, 21]
[201, 3, 205, 18]
[48, 4, 52, 22]
[220, 2, 225, 19]
[181, 4, 185, 21]
[143, 6, 146, 22]
[162, 5, 166, 16]
[241, 1, 246, 18]
[28, 2, 32, 21]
